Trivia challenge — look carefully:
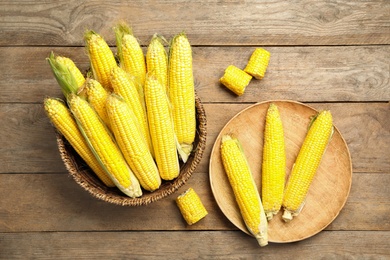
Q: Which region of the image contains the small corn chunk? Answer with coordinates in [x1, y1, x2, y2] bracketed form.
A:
[262, 103, 286, 220]
[84, 78, 111, 129]
[68, 94, 142, 198]
[110, 66, 153, 157]
[115, 22, 146, 85]
[55, 56, 85, 89]
[220, 65, 252, 96]
[176, 188, 208, 225]
[168, 32, 196, 163]
[221, 135, 268, 247]
[282, 110, 333, 222]
[146, 34, 168, 92]
[244, 48, 271, 80]
[84, 30, 117, 90]
[44, 97, 115, 187]
[144, 75, 180, 181]
[106, 94, 161, 191]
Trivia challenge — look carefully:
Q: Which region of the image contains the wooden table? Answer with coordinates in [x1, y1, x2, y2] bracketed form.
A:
[1, 1, 389, 259]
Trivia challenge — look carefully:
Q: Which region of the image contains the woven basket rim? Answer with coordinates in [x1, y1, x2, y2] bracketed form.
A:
[56, 94, 207, 206]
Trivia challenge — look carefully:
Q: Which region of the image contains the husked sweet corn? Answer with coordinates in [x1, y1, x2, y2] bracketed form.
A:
[146, 34, 168, 92]
[244, 48, 270, 80]
[176, 188, 208, 225]
[84, 78, 111, 129]
[220, 65, 252, 96]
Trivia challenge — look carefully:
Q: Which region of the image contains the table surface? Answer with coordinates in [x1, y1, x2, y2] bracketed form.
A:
[1, 1, 389, 259]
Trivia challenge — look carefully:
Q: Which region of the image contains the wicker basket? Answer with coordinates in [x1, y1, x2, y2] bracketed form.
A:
[56, 94, 207, 206]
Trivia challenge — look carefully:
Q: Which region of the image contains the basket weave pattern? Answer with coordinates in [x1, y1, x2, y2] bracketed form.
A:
[56, 94, 207, 206]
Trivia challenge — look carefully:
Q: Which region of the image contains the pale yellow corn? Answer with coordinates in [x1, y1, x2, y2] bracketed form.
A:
[68, 93, 142, 198]
[44, 97, 115, 187]
[55, 56, 86, 88]
[176, 188, 208, 225]
[84, 30, 117, 90]
[168, 32, 196, 163]
[261, 103, 286, 220]
[115, 22, 146, 85]
[244, 48, 270, 80]
[84, 78, 111, 129]
[146, 34, 168, 92]
[282, 110, 333, 222]
[144, 75, 180, 181]
[220, 65, 252, 96]
[221, 135, 268, 247]
[110, 66, 153, 157]
[106, 94, 161, 191]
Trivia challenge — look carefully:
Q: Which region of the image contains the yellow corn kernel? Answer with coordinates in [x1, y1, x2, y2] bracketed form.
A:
[84, 78, 111, 129]
[146, 34, 168, 92]
[110, 66, 153, 156]
[176, 188, 208, 225]
[262, 103, 286, 220]
[244, 48, 270, 80]
[282, 110, 333, 222]
[168, 32, 196, 163]
[115, 22, 146, 85]
[144, 75, 180, 181]
[221, 135, 268, 247]
[220, 65, 252, 96]
[68, 93, 142, 198]
[55, 56, 86, 89]
[106, 94, 161, 191]
[84, 30, 117, 90]
[44, 97, 115, 187]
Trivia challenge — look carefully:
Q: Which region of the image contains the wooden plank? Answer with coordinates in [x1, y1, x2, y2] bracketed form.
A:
[0, 231, 389, 259]
[0, 172, 388, 232]
[0, 0, 389, 46]
[1, 102, 387, 174]
[1, 46, 389, 103]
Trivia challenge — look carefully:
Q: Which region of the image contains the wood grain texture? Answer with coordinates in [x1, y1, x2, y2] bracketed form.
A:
[0, 173, 388, 232]
[0, 0, 389, 46]
[1, 231, 389, 259]
[1, 46, 389, 103]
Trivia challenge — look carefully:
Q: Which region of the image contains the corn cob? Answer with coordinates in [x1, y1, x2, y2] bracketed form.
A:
[282, 110, 333, 222]
[84, 30, 117, 90]
[44, 97, 115, 187]
[84, 78, 111, 129]
[106, 94, 161, 191]
[146, 34, 168, 92]
[68, 94, 142, 198]
[221, 135, 268, 247]
[54, 55, 86, 89]
[115, 22, 146, 85]
[262, 103, 286, 220]
[144, 74, 180, 181]
[168, 32, 196, 163]
[176, 188, 208, 225]
[220, 65, 252, 96]
[110, 66, 153, 157]
[244, 48, 270, 80]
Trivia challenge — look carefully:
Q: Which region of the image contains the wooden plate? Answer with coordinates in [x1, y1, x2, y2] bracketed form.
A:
[209, 100, 352, 243]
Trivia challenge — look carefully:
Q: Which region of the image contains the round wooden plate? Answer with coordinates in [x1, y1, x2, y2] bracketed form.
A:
[209, 100, 352, 243]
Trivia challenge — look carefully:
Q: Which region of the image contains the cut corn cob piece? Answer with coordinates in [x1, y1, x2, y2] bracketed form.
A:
[244, 48, 270, 80]
[144, 75, 180, 181]
[110, 66, 153, 157]
[55, 55, 85, 89]
[176, 188, 208, 225]
[220, 65, 252, 96]
[221, 135, 268, 247]
[84, 30, 117, 90]
[68, 94, 142, 198]
[44, 97, 115, 187]
[84, 78, 111, 129]
[146, 34, 168, 92]
[282, 110, 333, 222]
[262, 103, 286, 220]
[106, 94, 161, 191]
[168, 32, 196, 163]
[115, 22, 146, 85]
